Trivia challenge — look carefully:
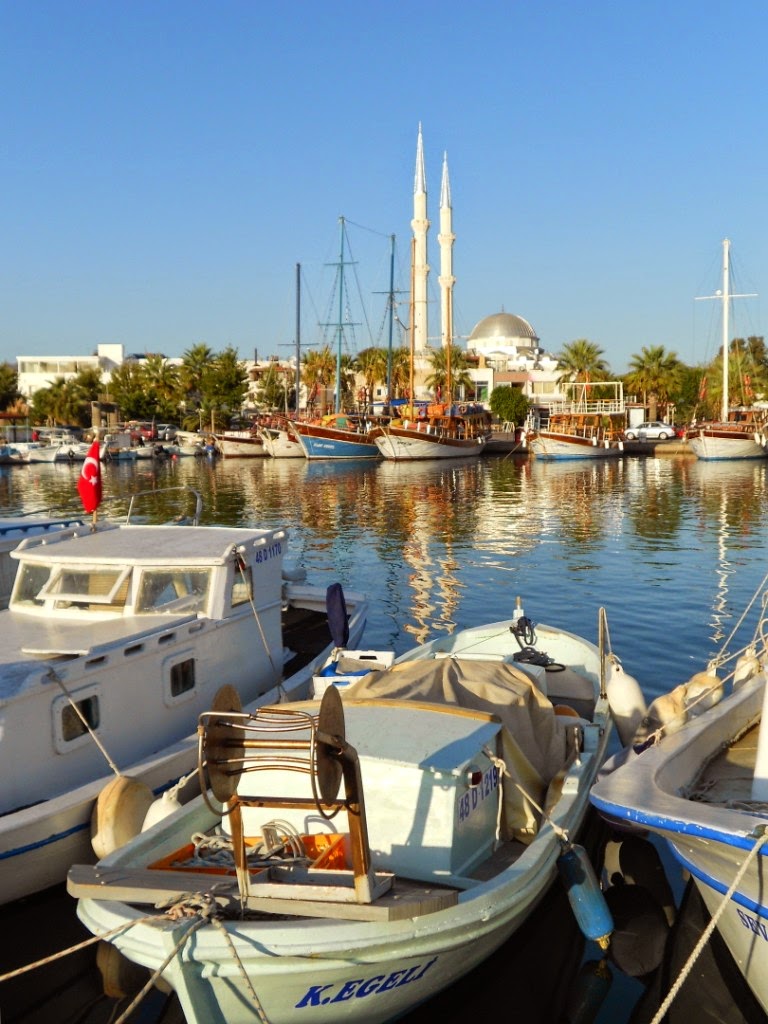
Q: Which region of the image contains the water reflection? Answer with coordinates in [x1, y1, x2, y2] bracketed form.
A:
[3, 455, 768, 1022]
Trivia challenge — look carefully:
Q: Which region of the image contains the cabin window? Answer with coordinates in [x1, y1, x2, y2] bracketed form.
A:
[136, 569, 211, 615]
[39, 566, 131, 611]
[231, 564, 253, 607]
[170, 657, 195, 696]
[61, 695, 100, 741]
[14, 563, 52, 606]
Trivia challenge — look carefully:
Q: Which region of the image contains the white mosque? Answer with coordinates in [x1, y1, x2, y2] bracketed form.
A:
[408, 124, 565, 413]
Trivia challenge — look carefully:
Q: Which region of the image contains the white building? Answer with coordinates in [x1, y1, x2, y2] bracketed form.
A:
[17, 344, 127, 399]
[464, 311, 564, 411]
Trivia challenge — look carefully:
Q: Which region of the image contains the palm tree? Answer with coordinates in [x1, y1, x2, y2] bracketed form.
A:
[556, 339, 610, 384]
[625, 345, 682, 420]
[142, 355, 181, 419]
[354, 347, 388, 408]
[425, 345, 473, 403]
[302, 347, 336, 412]
[387, 348, 411, 399]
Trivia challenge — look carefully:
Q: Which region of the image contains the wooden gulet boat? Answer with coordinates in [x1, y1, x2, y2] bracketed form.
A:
[0, 511, 367, 906]
[71, 600, 647, 1024]
[527, 382, 626, 461]
[591, 573, 768, 1017]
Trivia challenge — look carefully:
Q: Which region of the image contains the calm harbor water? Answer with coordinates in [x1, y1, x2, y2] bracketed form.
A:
[3, 451, 768, 1023]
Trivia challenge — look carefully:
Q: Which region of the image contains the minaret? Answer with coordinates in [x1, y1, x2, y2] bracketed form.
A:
[438, 152, 455, 352]
[411, 123, 430, 353]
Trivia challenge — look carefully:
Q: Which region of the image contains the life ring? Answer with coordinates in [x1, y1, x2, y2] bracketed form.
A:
[458, 404, 468, 414]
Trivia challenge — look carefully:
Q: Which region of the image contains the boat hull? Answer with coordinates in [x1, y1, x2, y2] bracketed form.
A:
[373, 426, 486, 461]
[293, 423, 380, 460]
[214, 433, 268, 458]
[591, 673, 768, 1015]
[529, 433, 623, 460]
[688, 427, 767, 461]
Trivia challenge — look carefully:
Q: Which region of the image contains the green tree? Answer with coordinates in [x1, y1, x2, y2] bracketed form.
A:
[142, 354, 181, 419]
[624, 345, 683, 420]
[0, 362, 19, 409]
[425, 345, 473, 403]
[489, 385, 530, 426]
[202, 347, 249, 429]
[106, 361, 155, 421]
[556, 339, 611, 384]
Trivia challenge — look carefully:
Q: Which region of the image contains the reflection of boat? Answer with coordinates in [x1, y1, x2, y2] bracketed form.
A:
[591, 573, 768, 1017]
[528, 382, 626, 460]
[688, 239, 767, 461]
[72, 600, 640, 1024]
[0, 521, 367, 905]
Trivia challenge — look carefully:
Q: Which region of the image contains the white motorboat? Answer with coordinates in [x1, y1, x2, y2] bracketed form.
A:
[591, 574, 768, 1016]
[0, 520, 367, 905]
[258, 424, 305, 458]
[72, 600, 644, 1024]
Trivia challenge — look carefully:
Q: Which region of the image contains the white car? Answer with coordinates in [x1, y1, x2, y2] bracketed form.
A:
[624, 421, 676, 441]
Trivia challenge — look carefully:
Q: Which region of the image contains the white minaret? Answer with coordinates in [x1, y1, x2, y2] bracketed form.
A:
[411, 123, 430, 353]
[438, 152, 455, 351]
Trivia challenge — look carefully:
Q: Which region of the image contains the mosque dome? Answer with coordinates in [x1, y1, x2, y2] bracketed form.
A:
[468, 312, 539, 344]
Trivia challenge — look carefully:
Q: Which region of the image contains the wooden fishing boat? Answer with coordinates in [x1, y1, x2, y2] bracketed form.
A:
[370, 403, 491, 461]
[591, 573, 768, 1016]
[71, 600, 645, 1024]
[292, 414, 381, 460]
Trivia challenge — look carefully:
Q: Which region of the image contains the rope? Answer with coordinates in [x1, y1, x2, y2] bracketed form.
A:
[0, 916, 159, 983]
[237, 549, 286, 699]
[210, 916, 272, 1024]
[650, 827, 768, 1024]
[483, 746, 570, 845]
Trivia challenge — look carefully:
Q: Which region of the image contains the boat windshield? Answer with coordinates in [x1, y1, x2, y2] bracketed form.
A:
[14, 563, 131, 612]
[136, 569, 211, 614]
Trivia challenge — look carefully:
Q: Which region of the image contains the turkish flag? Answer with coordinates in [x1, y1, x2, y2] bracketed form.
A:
[77, 440, 103, 513]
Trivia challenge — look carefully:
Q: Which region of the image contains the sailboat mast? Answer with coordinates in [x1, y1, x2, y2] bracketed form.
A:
[721, 238, 730, 422]
[386, 234, 395, 408]
[295, 263, 301, 414]
[335, 217, 345, 414]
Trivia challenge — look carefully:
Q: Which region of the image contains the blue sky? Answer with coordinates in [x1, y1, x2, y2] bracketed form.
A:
[2, 0, 767, 375]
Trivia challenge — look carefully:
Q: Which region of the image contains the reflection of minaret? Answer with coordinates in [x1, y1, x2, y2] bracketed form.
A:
[438, 152, 455, 351]
[411, 123, 429, 353]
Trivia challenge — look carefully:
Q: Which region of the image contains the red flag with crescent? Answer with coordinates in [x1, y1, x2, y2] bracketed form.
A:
[77, 440, 102, 513]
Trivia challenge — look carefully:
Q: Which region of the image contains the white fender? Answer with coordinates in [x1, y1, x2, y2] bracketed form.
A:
[605, 656, 647, 747]
[734, 644, 761, 688]
[91, 774, 154, 859]
[142, 788, 183, 832]
[683, 670, 723, 716]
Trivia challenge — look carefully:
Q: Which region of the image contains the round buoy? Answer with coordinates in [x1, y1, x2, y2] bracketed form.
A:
[605, 884, 670, 978]
[91, 774, 155, 859]
[142, 788, 183, 832]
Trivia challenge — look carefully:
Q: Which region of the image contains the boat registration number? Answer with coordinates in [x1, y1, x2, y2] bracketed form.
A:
[458, 764, 498, 823]
[253, 541, 282, 564]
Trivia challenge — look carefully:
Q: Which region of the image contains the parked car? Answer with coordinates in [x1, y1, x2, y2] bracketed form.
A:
[156, 424, 178, 441]
[624, 421, 677, 441]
